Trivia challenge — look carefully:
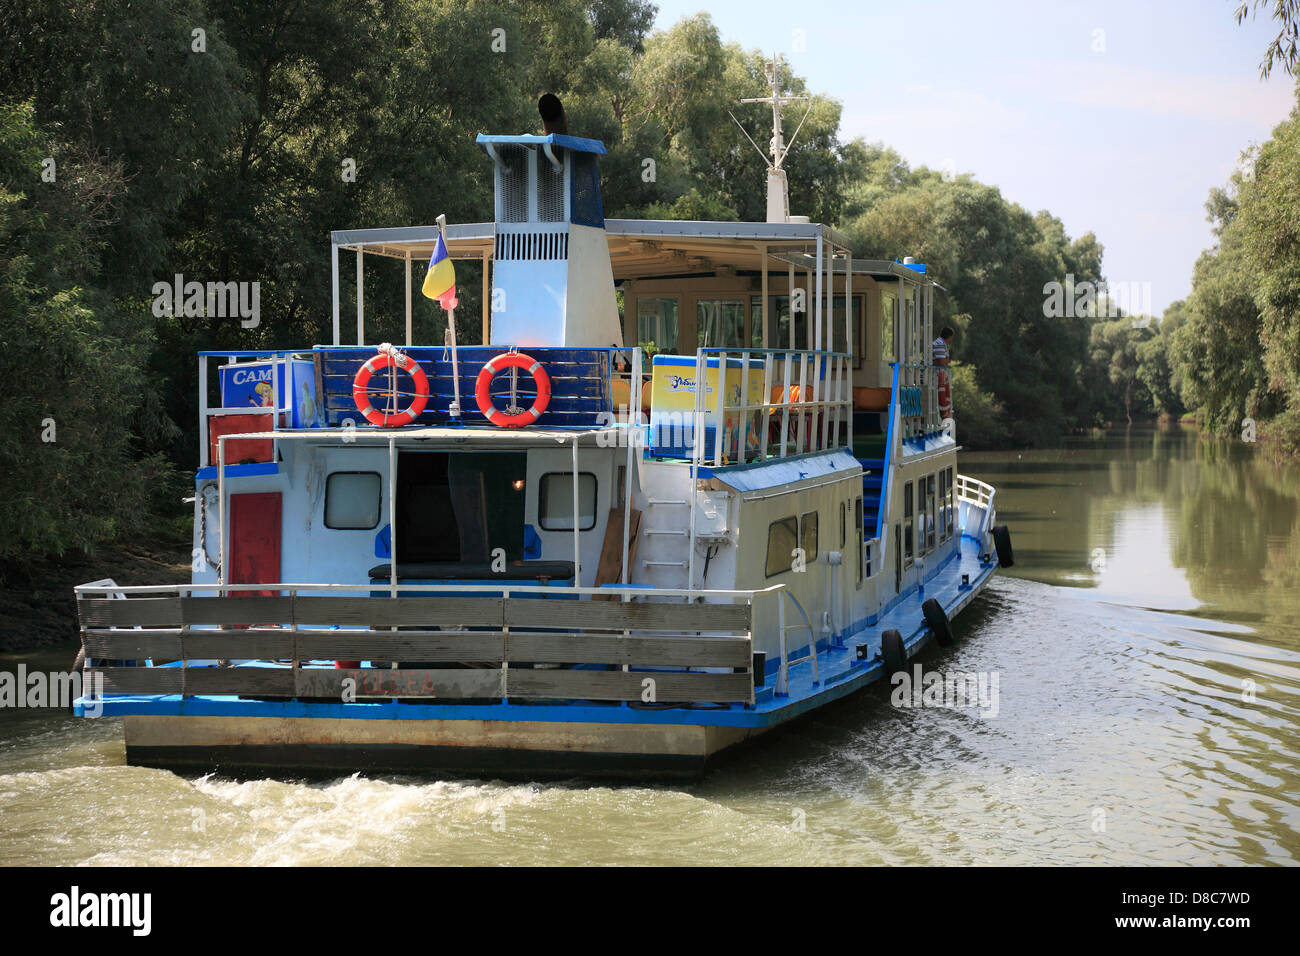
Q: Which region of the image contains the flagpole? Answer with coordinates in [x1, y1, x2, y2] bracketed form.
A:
[436, 214, 462, 420]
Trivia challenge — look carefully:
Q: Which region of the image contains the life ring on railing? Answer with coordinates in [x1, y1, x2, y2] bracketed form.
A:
[352, 346, 430, 427]
[475, 352, 551, 428]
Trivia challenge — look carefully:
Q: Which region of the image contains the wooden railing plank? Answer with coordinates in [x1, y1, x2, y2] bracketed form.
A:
[298, 632, 503, 662]
[89, 667, 183, 695]
[502, 599, 751, 632]
[505, 669, 753, 703]
[294, 667, 503, 699]
[184, 631, 295, 659]
[292, 597, 503, 628]
[180, 597, 293, 626]
[78, 598, 183, 628]
[184, 667, 296, 695]
[82, 631, 183, 659]
[504, 633, 751, 667]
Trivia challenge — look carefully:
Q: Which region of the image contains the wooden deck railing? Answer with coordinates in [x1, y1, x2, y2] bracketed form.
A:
[76, 585, 766, 706]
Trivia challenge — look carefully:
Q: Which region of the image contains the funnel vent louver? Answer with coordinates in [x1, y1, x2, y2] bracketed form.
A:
[538, 160, 565, 222]
[498, 230, 568, 261]
[500, 145, 528, 223]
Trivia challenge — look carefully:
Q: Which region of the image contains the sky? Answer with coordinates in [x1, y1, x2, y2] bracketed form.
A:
[650, 0, 1298, 316]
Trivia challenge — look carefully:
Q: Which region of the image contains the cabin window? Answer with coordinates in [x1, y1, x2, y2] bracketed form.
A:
[538, 472, 597, 531]
[924, 474, 937, 552]
[903, 480, 914, 568]
[839, 501, 846, 548]
[762, 294, 806, 350]
[800, 511, 818, 563]
[944, 466, 955, 541]
[751, 294, 803, 349]
[831, 295, 864, 363]
[638, 298, 679, 355]
[697, 299, 746, 349]
[938, 469, 950, 541]
[855, 495, 864, 583]
[325, 471, 382, 530]
[765, 516, 799, 577]
[880, 292, 896, 363]
[905, 295, 919, 364]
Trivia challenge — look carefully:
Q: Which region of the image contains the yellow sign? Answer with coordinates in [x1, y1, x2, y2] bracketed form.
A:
[649, 355, 765, 461]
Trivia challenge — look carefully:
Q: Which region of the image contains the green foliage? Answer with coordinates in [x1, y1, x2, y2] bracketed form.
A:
[949, 364, 1010, 449]
[1259, 407, 1300, 458]
[1170, 206, 1279, 434]
[1234, 0, 1300, 78]
[844, 172, 1098, 445]
[1235, 96, 1300, 400]
[0, 102, 181, 561]
[1136, 307, 1186, 419]
[1088, 318, 1154, 425]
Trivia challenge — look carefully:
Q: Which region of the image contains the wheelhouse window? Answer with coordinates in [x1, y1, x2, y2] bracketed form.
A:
[855, 496, 864, 583]
[755, 294, 806, 351]
[832, 295, 864, 363]
[697, 299, 746, 349]
[325, 471, 382, 530]
[765, 516, 798, 577]
[903, 480, 914, 568]
[638, 298, 679, 356]
[538, 472, 597, 531]
[880, 292, 896, 363]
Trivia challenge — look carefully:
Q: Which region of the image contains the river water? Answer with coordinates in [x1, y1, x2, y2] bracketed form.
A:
[2, 427, 1297, 865]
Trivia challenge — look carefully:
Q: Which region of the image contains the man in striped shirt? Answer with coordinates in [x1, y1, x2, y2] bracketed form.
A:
[933, 326, 954, 420]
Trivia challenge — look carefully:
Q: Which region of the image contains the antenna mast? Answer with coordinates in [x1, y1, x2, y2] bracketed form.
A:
[739, 54, 810, 223]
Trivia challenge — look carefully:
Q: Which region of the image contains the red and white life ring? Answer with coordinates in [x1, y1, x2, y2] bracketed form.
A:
[352, 347, 430, 427]
[475, 352, 551, 428]
[937, 368, 952, 416]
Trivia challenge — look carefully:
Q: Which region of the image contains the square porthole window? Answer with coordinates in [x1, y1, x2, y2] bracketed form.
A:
[325, 472, 382, 529]
[539, 472, 597, 531]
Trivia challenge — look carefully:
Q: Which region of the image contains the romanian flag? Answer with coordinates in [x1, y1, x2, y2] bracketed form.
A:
[421, 233, 457, 309]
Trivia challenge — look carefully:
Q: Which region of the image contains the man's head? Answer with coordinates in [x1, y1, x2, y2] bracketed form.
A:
[940, 326, 955, 342]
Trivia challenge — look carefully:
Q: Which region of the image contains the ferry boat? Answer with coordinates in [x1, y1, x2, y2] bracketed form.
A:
[73, 79, 1013, 779]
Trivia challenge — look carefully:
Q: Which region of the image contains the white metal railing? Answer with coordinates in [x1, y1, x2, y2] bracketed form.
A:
[691, 347, 854, 469]
[956, 473, 996, 542]
[774, 588, 820, 696]
[896, 361, 945, 438]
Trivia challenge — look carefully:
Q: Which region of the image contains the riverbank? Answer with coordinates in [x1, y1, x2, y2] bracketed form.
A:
[0, 539, 190, 653]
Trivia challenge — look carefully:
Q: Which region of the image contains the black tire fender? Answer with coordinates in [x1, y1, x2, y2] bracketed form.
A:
[881, 628, 907, 674]
[922, 597, 956, 647]
[991, 524, 1015, 568]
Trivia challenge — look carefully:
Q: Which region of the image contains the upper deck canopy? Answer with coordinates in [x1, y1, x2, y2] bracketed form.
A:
[329, 219, 928, 285]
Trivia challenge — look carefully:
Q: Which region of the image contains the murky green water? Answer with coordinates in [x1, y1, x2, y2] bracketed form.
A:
[3, 426, 1297, 865]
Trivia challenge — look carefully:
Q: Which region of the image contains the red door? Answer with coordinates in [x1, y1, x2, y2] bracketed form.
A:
[229, 492, 281, 597]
